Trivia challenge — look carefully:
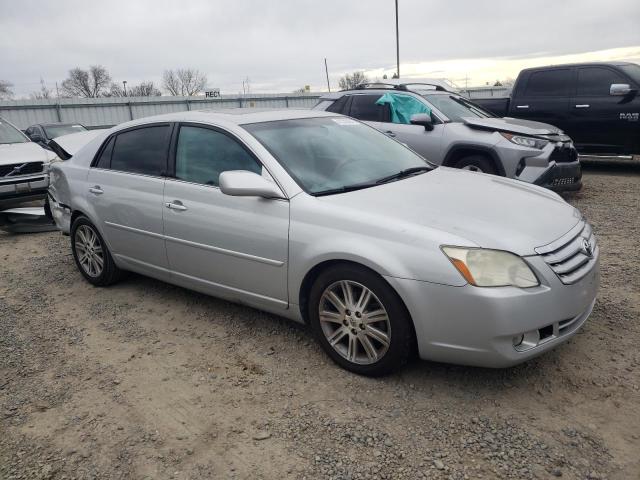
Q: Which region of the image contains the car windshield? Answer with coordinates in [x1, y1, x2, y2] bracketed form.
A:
[619, 64, 640, 86]
[43, 124, 86, 139]
[244, 117, 432, 195]
[0, 119, 29, 144]
[421, 94, 495, 122]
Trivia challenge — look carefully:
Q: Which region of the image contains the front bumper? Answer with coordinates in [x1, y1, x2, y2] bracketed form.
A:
[385, 255, 599, 368]
[534, 161, 582, 192]
[0, 174, 49, 209]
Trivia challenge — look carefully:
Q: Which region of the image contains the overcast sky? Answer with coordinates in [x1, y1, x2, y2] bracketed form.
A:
[2, 0, 640, 97]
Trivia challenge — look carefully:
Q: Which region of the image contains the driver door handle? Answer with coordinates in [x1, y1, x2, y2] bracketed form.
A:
[384, 130, 396, 137]
[165, 201, 188, 211]
[89, 186, 103, 195]
[575, 104, 590, 109]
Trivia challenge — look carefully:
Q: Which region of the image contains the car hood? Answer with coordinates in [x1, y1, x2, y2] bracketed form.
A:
[0, 141, 56, 166]
[318, 167, 581, 256]
[463, 116, 564, 136]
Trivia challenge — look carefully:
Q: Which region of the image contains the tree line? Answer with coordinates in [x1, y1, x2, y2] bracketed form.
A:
[0, 65, 208, 100]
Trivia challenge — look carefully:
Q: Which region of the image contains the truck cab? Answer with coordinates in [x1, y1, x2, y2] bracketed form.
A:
[478, 63, 640, 155]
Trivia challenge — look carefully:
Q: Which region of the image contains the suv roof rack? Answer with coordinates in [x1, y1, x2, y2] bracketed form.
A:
[350, 82, 398, 90]
[346, 82, 449, 93]
[396, 83, 447, 92]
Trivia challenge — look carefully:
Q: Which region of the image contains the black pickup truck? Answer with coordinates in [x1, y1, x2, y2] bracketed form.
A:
[474, 62, 640, 155]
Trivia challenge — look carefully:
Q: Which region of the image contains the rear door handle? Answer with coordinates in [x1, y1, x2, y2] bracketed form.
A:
[89, 186, 103, 195]
[165, 201, 188, 211]
[575, 104, 590, 109]
[515, 105, 529, 109]
[384, 130, 396, 137]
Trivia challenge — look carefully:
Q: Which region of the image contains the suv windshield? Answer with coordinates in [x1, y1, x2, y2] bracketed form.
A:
[421, 94, 494, 122]
[43, 124, 86, 139]
[244, 117, 432, 195]
[0, 119, 29, 144]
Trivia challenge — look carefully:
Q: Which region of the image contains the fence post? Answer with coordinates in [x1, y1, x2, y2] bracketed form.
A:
[55, 102, 62, 122]
[186, 99, 191, 111]
[285, 97, 289, 108]
[127, 102, 134, 120]
[238, 97, 243, 108]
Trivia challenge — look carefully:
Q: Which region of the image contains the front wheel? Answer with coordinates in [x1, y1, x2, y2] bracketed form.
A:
[308, 264, 414, 376]
[454, 155, 497, 175]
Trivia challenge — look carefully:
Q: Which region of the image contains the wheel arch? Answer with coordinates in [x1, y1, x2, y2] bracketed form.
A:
[442, 144, 506, 176]
[297, 258, 419, 357]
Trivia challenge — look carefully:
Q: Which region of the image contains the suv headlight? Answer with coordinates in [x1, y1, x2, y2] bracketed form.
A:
[441, 247, 539, 288]
[500, 132, 548, 150]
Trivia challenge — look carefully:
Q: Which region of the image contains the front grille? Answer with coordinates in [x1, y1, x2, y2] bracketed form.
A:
[535, 219, 598, 285]
[550, 144, 578, 163]
[0, 162, 44, 177]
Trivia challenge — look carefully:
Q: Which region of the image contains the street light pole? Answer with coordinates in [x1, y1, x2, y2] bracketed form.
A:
[122, 80, 127, 96]
[324, 58, 331, 92]
[395, 0, 400, 79]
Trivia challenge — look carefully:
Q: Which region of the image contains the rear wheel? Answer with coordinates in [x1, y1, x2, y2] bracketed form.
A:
[454, 155, 497, 175]
[71, 216, 123, 286]
[309, 264, 413, 376]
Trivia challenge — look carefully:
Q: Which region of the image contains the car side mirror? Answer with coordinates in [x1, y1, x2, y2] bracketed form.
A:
[410, 113, 434, 131]
[219, 170, 285, 199]
[610, 83, 634, 96]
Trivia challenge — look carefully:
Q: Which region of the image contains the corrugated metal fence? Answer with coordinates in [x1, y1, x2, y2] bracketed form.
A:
[0, 93, 322, 130]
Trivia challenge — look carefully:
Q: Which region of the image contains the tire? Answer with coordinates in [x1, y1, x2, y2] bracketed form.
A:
[71, 216, 123, 286]
[454, 154, 497, 175]
[308, 264, 414, 376]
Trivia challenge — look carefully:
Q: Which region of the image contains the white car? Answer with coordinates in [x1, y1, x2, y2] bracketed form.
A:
[0, 116, 57, 209]
[48, 109, 599, 375]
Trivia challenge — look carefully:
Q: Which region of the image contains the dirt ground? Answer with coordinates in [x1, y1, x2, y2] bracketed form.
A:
[1, 163, 638, 480]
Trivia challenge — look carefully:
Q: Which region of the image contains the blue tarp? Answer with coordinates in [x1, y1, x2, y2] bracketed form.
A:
[375, 93, 431, 124]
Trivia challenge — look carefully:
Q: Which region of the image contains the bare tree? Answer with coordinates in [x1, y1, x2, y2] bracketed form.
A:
[30, 78, 53, 100]
[0, 80, 13, 99]
[107, 81, 161, 97]
[61, 66, 112, 98]
[338, 71, 369, 90]
[162, 69, 207, 96]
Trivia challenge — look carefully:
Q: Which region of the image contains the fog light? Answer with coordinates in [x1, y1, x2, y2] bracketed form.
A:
[513, 334, 524, 347]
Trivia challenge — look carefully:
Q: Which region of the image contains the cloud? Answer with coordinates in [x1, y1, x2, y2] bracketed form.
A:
[1, 0, 639, 96]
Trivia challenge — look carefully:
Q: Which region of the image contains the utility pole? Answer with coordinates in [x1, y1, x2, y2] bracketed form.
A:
[122, 80, 127, 96]
[324, 58, 331, 92]
[395, 0, 400, 79]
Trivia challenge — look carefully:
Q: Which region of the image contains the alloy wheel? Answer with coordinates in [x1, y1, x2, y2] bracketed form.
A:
[318, 280, 391, 365]
[74, 225, 104, 278]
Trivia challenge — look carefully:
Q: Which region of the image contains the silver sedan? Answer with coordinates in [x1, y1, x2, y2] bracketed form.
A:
[48, 109, 599, 376]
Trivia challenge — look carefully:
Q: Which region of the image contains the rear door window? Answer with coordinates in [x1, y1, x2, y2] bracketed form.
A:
[348, 94, 390, 122]
[95, 136, 115, 169]
[325, 96, 350, 114]
[577, 67, 626, 96]
[110, 125, 171, 176]
[524, 69, 574, 96]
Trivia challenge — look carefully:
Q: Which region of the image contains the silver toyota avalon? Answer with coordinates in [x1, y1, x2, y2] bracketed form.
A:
[48, 109, 599, 376]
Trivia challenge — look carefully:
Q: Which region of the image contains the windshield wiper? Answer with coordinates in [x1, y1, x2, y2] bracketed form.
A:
[375, 166, 431, 185]
[314, 182, 379, 197]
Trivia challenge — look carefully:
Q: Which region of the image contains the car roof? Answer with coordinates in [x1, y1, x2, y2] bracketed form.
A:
[112, 108, 337, 130]
[319, 89, 453, 100]
[520, 61, 638, 72]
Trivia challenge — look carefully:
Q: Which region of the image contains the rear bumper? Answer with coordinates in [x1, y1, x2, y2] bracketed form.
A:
[534, 161, 582, 192]
[0, 175, 49, 209]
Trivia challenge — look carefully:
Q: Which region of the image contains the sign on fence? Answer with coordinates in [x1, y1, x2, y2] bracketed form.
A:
[205, 89, 221, 98]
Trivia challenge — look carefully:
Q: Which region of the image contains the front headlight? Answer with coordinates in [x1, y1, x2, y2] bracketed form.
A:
[500, 132, 548, 150]
[441, 247, 539, 288]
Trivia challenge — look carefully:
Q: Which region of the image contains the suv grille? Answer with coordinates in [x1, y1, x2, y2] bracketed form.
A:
[535, 220, 598, 285]
[549, 144, 578, 163]
[0, 162, 44, 177]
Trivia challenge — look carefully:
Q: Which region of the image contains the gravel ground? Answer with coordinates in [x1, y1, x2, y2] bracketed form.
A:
[1, 165, 638, 480]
